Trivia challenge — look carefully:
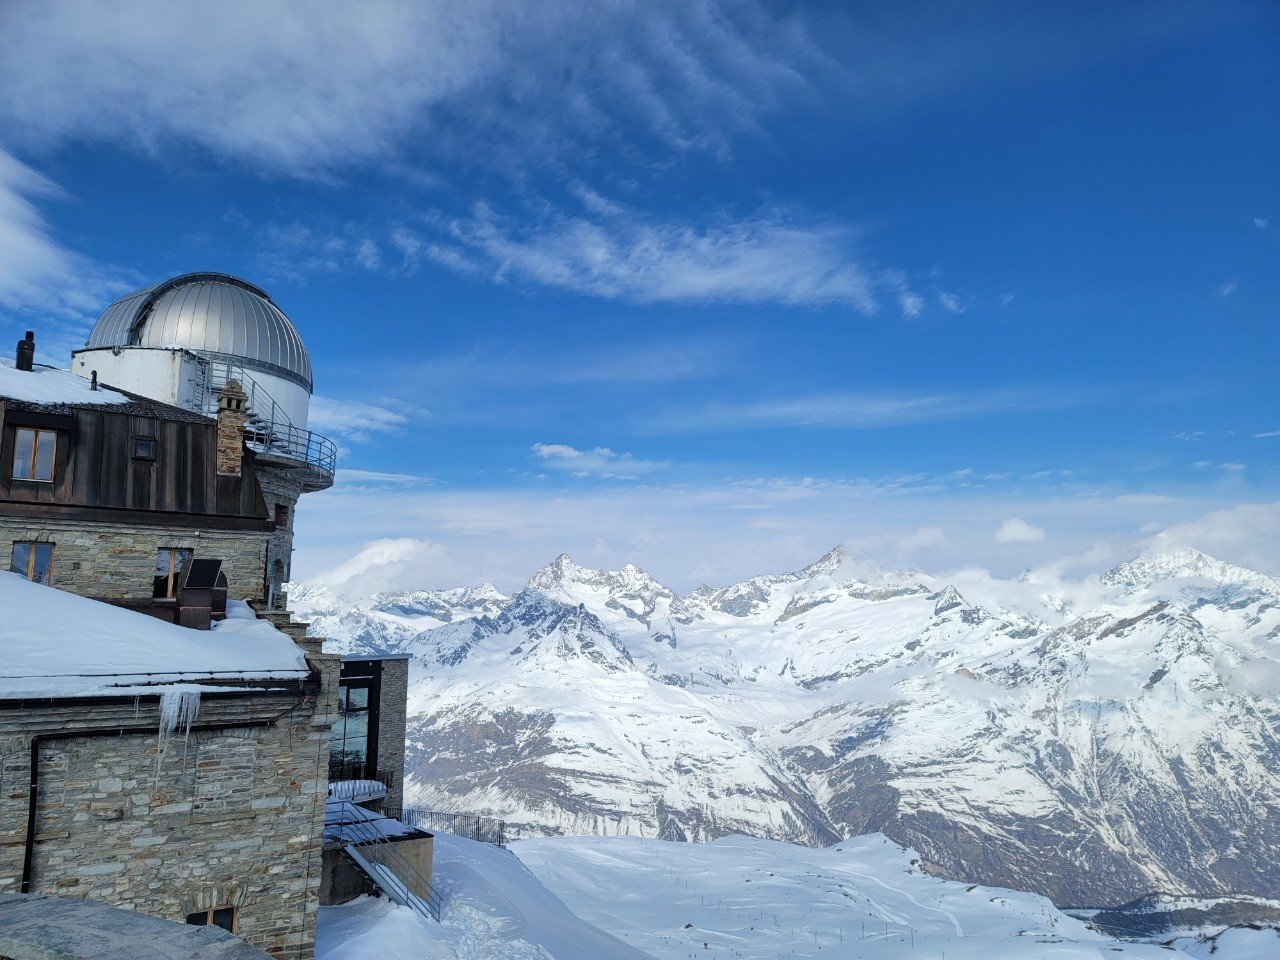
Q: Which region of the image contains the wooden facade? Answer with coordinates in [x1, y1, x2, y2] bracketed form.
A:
[0, 396, 269, 530]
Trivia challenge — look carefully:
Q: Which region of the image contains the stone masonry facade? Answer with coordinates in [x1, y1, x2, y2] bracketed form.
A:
[374, 657, 408, 812]
[0, 646, 341, 960]
[255, 468, 305, 607]
[0, 516, 268, 603]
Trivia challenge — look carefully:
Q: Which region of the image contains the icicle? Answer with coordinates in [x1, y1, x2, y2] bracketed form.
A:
[155, 687, 202, 776]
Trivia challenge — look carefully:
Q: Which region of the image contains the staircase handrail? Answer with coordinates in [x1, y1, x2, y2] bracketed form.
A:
[333, 814, 445, 922]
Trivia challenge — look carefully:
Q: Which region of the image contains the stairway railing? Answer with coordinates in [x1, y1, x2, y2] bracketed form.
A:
[193, 356, 336, 488]
[334, 814, 445, 922]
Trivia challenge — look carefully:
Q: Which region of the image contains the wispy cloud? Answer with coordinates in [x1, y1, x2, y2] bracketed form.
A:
[532, 442, 669, 479]
[1254, 217, 1268, 229]
[414, 197, 884, 311]
[995, 517, 1046, 543]
[0, 149, 135, 358]
[0, 1, 815, 176]
[309, 396, 428, 443]
[646, 385, 1095, 434]
[938, 291, 966, 314]
[1218, 280, 1239, 298]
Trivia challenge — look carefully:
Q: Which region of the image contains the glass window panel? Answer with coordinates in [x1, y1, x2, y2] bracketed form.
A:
[347, 686, 370, 709]
[211, 908, 235, 932]
[133, 437, 156, 459]
[12, 429, 33, 480]
[343, 712, 368, 742]
[31, 544, 53, 584]
[10, 543, 31, 578]
[33, 430, 55, 480]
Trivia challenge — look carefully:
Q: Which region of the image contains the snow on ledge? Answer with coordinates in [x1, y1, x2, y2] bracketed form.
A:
[0, 358, 131, 406]
[0, 572, 310, 699]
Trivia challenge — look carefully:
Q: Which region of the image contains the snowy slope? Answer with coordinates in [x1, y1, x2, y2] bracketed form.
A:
[513, 833, 1190, 960]
[317, 833, 650, 960]
[309, 546, 1280, 907]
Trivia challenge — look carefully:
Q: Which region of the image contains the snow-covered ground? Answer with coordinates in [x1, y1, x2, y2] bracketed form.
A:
[318, 833, 649, 960]
[318, 832, 1265, 960]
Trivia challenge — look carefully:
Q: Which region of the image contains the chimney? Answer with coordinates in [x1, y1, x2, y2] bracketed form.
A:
[15, 331, 34, 371]
[216, 379, 249, 477]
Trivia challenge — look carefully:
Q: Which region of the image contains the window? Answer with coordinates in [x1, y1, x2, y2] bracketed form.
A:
[10, 541, 53, 584]
[154, 547, 192, 599]
[274, 503, 289, 527]
[186, 907, 236, 932]
[132, 417, 156, 460]
[329, 679, 378, 781]
[12, 428, 56, 481]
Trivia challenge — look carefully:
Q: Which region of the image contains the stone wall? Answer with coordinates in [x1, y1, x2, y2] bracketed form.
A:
[376, 658, 409, 812]
[255, 468, 304, 609]
[0, 652, 341, 960]
[0, 516, 268, 603]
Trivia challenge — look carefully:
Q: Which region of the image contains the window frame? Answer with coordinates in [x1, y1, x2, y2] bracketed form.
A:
[154, 546, 193, 600]
[12, 427, 57, 482]
[10, 541, 54, 584]
[329, 665, 382, 781]
[185, 906, 237, 932]
[131, 436, 157, 460]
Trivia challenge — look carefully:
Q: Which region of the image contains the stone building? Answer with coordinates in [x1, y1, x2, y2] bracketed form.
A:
[0, 274, 424, 958]
[70, 272, 336, 607]
[0, 571, 341, 959]
[0, 350, 276, 616]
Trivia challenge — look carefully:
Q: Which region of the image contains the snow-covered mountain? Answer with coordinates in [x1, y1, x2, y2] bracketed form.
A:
[306, 546, 1280, 908]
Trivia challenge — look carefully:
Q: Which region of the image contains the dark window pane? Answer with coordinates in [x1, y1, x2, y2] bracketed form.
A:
[185, 912, 207, 926]
[211, 908, 235, 932]
[34, 430, 55, 480]
[12, 429, 33, 480]
[132, 437, 156, 459]
[347, 686, 370, 709]
[10, 542, 31, 578]
[31, 544, 53, 584]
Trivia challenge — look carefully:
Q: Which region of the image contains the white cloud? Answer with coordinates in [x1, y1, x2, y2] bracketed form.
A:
[938, 291, 966, 314]
[998, 292, 1015, 305]
[1254, 217, 1268, 229]
[898, 290, 924, 318]
[293, 479, 1280, 596]
[419, 199, 882, 311]
[532, 442, 669, 479]
[648, 384, 1094, 433]
[309, 396, 427, 442]
[1218, 280, 1239, 298]
[995, 518, 1047, 543]
[0, 0, 813, 176]
[1255, 429, 1280, 439]
[1171, 430, 1205, 441]
[897, 527, 947, 553]
[313, 536, 446, 596]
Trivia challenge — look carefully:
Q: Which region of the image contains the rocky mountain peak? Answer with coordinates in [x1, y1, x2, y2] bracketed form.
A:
[1102, 547, 1280, 595]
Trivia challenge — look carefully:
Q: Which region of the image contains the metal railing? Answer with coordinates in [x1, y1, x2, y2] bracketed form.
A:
[383, 806, 507, 847]
[196, 357, 336, 490]
[328, 810, 444, 922]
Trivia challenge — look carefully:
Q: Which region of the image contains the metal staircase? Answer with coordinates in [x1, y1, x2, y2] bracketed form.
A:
[330, 811, 445, 922]
[194, 357, 336, 490]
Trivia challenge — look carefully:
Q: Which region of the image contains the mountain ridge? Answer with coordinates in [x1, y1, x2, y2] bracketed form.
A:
[299, 545, 1280, 907]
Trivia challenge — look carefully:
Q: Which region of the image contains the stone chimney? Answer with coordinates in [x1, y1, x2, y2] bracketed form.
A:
[216, 380, 249, 477]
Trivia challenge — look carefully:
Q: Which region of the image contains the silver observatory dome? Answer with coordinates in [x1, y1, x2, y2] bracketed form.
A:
[87, 272, 313, 391]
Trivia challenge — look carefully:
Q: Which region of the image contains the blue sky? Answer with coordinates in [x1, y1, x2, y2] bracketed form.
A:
[0, 1, 1278, 592]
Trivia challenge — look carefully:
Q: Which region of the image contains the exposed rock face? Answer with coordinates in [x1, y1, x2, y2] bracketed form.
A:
[303, 547, 1280, 908]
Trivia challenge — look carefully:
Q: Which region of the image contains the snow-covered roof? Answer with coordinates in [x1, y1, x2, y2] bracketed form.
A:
[0, 572, 310, 699]
[0, 358, 131, 406]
